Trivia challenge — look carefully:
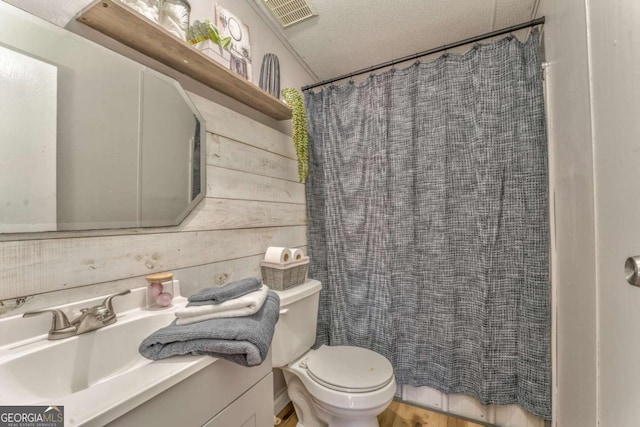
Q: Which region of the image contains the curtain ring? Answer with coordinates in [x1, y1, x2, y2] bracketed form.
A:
[506, 33, 514, 40]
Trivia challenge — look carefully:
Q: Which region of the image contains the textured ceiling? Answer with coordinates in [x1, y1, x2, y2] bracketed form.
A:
[256, 0, 540, 82]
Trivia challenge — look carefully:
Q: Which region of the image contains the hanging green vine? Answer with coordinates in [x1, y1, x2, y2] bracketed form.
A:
[282, 88, 308, 183]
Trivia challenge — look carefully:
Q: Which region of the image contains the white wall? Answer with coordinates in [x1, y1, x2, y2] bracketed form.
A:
[535, 0, 598, 425]
[188, 0, 314, 90]
[538, 0, 640, 425]
[588, 1, 640, 425]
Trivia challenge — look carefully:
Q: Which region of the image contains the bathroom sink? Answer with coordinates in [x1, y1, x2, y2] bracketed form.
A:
[0, 310, 176, 403]
[0, 286, 215, 426]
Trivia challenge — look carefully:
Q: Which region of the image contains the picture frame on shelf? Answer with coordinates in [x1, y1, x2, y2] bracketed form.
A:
[214, 3, 252, 81]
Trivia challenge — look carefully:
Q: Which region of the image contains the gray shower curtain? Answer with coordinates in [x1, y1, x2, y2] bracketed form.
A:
[303, 31, 550, 419]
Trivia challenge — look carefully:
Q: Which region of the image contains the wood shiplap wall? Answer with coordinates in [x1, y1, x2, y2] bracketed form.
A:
[0, 91, 305, 315]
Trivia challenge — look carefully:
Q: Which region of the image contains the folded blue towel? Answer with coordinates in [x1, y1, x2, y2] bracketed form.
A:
[187, 277, 262, 306]
[139, 291, 280, 366]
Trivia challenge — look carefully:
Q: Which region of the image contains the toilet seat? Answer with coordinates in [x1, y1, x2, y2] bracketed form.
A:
[304, 346, 394, 393]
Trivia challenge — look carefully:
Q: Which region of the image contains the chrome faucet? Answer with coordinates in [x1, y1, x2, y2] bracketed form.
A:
[23, 290, 131, 340]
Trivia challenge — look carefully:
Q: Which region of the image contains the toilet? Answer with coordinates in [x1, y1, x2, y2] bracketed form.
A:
[272, 279, 396, 427]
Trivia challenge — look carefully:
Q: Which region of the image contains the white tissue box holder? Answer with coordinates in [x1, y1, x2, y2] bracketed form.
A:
[261, 257, 309, 290]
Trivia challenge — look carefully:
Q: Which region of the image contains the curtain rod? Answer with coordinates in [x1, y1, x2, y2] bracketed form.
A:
[301, 17, 545, 92]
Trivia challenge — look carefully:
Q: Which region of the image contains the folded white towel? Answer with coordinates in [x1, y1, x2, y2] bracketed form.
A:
[175, 285, 268, 325]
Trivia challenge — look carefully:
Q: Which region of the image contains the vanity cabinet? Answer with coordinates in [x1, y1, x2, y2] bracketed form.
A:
[203, 374, 273, 427]
[106, 358, 273, 427]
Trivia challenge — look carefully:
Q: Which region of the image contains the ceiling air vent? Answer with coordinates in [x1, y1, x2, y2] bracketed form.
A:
[264, 0, 317, 28]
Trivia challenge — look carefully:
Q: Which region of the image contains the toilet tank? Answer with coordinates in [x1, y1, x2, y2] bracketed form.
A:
[271, 279, 322, 368]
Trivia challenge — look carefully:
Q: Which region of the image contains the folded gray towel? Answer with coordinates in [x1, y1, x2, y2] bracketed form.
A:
[187, 277, 262, 306]
[139, 291, 280, 366]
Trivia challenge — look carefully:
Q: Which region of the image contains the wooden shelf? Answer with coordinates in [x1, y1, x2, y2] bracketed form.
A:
[76, 0, 292, 120]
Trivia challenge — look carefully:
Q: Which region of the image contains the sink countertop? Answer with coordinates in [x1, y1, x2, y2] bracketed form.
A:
[0, 283, 218, 426]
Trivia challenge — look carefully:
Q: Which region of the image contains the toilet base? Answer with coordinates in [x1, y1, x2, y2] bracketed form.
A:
[313, 399, 382, 427]
[315, 416, 379, 427]
[282, 369, 391, 427]
[284, 371, 327, 427]
[291, 416, 378, 427]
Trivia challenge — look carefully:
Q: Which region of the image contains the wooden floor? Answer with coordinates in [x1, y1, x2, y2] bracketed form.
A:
[276, 400, 491, 427]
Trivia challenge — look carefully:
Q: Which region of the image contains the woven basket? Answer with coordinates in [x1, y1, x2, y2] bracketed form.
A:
[261, 257, 309, 290]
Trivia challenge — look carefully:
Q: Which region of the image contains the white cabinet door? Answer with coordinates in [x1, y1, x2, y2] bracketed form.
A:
[204, 373, 273, 427]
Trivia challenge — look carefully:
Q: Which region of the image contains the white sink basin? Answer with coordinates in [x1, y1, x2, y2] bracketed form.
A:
[0, 285, 216, 426]
[0, 310, 175, 403]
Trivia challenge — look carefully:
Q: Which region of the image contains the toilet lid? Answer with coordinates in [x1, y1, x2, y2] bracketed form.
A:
[305, 346, 394, 393]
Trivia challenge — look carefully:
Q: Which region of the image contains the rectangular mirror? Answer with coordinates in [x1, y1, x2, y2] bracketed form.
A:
[0, 2, 206, 233]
